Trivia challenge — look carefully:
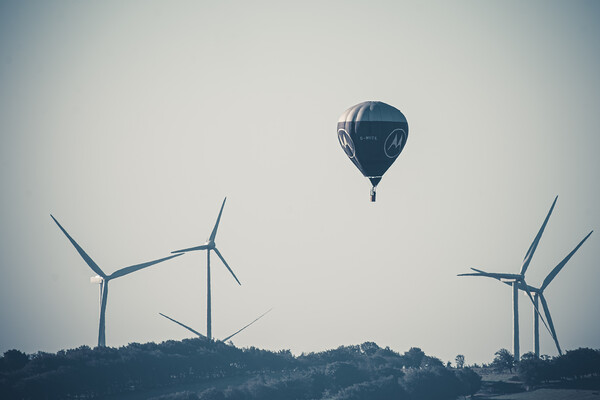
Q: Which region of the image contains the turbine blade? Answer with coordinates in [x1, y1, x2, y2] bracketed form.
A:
[209, 197, 227, 242]
[50, 215, 106, 279]
[521, 279, 552, 336]
[159, 313, 207, 339]
[539, 294, 562, 355]
[471, 268, 514, 285]
[540, 230, 593, 292]
[458, 271, 519, 280]
[108, 253, 183, 280]
[222, 308, 273, 342]
[171, 245, 209, 253]
[214, 247, 241, 285]
[520, 196, 558, 275]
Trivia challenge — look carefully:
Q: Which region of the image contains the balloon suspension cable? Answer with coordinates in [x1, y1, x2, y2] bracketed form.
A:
[370, 186, 376, 202]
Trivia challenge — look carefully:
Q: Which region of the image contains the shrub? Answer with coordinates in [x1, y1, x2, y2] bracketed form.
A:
[401, 366, 461, 400]
[331, 376, 408, 400]
[455, 367, 481, 397]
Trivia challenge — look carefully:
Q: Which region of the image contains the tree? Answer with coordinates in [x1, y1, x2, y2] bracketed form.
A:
[492, 349, 515, 373]
[360, 342, 380, 356]
[518, 356, 550, 388]
[555, 348, 600, 379]
[455, 355, 465, 369]
[520, 352, 536, 361]
[1, 349, 29, 371]
[403, 347, 425, 369]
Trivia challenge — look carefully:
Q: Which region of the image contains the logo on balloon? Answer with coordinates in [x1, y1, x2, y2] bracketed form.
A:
[384, 129, 406, 159]
[338, 129, 355, 159]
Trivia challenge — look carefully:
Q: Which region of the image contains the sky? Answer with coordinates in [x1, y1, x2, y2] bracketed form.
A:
[1, 0, 599, 366]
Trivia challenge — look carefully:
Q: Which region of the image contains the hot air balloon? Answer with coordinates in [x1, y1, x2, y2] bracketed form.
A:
[337, 101, 409, 201]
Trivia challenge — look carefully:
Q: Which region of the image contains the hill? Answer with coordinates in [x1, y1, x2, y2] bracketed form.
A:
[0, 340, 481, 400]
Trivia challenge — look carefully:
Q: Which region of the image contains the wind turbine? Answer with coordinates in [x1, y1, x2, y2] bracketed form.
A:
[171, 197, 241, 340]
[51, 215, 183, 347]
[487, 230, 592, 357]
[458, 196, 559, 362]
[158, 308, 273, 342]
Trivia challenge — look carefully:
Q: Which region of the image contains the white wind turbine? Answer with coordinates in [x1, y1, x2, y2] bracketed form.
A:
[458, 196, 559, 362]
[51, 215, 183, 347]
[489, 230, 592, 357]
[171, 197, 241, 340]
[158, 308, 273, 343]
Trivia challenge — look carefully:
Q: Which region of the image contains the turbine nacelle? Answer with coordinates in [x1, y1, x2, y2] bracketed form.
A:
[90, 275, 104, 284]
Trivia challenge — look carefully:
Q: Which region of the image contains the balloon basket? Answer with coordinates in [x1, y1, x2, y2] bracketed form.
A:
[370, 187, 376, 202]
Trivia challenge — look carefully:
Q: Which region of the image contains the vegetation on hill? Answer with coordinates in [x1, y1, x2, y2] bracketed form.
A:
[517, 348, 600, 388]
[0, 340, 481, 400]
[473, 347, 600, 396]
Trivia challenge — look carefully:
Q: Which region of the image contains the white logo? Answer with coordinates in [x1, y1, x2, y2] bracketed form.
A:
[384, 129, 406, 158]
[338, 129, 355, 159]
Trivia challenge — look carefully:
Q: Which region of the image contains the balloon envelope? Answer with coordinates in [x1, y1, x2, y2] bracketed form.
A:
[337, 101, 408, 191]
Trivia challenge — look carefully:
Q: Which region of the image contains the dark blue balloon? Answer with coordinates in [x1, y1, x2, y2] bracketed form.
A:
[337, 101, 408, 201]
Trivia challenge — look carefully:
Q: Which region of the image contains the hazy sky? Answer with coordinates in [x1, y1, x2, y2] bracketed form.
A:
[1, 1, 599, 365]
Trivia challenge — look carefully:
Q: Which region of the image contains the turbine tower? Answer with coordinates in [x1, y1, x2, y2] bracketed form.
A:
[51, 215, 183, 347]
[171, 197, 241, 340]
[159, 308, 272, 342]
[458, 196, 559, 362]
